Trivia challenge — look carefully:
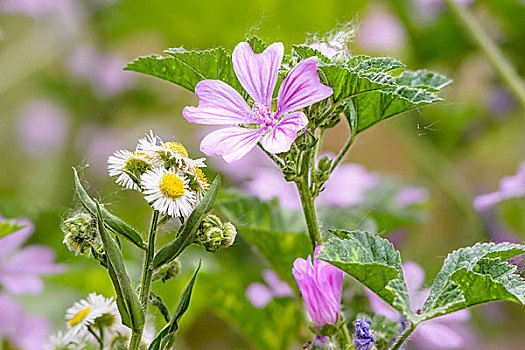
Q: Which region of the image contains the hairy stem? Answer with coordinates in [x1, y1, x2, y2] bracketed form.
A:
[389, 322, 417, 350]
[330, 132, 356, 173]
[444, 0, 525, 109]
[129, 211, 159, 350]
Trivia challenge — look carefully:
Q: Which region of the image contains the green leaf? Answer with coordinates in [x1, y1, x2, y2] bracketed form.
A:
[0, 220, 24, 239]
[149, 262, 201, 350]
[351, 87, 442, 134]
[153, 175, 221, 269]
[247, 36, 268, 54]
[420, 242, 525, 320]
[200, 273, 301, 350]
[347, 56, 405, 73]
[292, 45, 332, 63]
[125, 47, 242, 93]
[317, 230, 415, 321]
[73, 168, 145, 250]
[396, 70, 452, 91]
[95, 201, 144, 332]
[357, 313, 401, 350]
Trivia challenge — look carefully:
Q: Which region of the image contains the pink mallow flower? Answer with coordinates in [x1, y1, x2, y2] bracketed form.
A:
[474, 163, 525, 211]
[394, 186, 429, 207]
[309, 43, 339, 59]
[367, 262, 473, 349]
[246, 269, 294, 308]
[0, 218, 64, 295]
[0, 294, 51, 350]
[183, 42, 333, 162]
[292, 246, 344, 328]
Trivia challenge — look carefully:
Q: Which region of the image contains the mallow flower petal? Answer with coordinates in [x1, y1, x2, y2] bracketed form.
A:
[276, 56, 333, 118]
[261, 111, 308, 154]
[232, 42, 284, 107]
[200, 127, 263, 163]
[182, 80, 252, 125]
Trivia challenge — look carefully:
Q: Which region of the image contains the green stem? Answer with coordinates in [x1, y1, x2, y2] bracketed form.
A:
[258, 143, 285, 168]
[87, 325, 102, 346]
[330, 132, 356, 173]
[295, 150, 322, 249]
[338, 323, 352, 347]
[389, 322, 417, 350]
[129, 211, 159, 350]
[444, 0, 525, 110]
[98, 324, 105, 350]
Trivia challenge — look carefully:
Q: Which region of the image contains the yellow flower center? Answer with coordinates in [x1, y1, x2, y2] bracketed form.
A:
[159, 173, 185, 199]
[68, 307, 91, 327]
[195, 168, 207, 184]
[165, 142, 188, 157]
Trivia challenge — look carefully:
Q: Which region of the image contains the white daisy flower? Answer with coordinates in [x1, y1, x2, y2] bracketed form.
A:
[45, 331, 85, 350]
[141, 167, 196, 217]
[138, 131, 206, 171]
[65, 293, 118, 341]
[107, 149, 152, 189]
[186, 166, 210, 202]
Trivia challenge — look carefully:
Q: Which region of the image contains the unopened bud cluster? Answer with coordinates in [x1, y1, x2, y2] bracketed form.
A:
[152, 258, 182, 282]
[61, 212, 100, 256]
[195, 215, 237, 252]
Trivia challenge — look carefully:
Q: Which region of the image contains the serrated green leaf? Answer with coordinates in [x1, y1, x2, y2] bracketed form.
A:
[153, 175, 221, 269]
[0, 220, 24, 239]
[292, 45, 332, 63]
[95, 201, 144, 332]
[125, 48, 242, 93]
[149, 262, 201, 350]
[318, 230, 415, 321]
[396, 70, 452, 91]
[348, 56, 405, 73]
[421, 242, 525, 320]
[351, 86, 442, 134]
[73, 168, 145, 250]
[247, 36, 268, 54]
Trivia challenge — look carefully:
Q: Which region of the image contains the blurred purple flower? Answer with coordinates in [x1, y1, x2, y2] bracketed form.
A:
[354, 316, 375, 350]
[414, 0, 475, 20]
[16, 99, 69, 156]
[79, 125, 128, 174]
[474, 163, 525, 211]
[183, 41, 333, 162]
[395, 186, 429, 207]
[209, 143, 273, 181]
[68, 45, 134, 97]
[486, 85, 516, 116]
[244, 167, 301, 210]
[0, 218, 64, 295]
[367, 261, 473, 349]
[319, 163, 379, 207]
[246, 269, 294, 308]
[0, 294, 51, 350]
[293, 246, 344, 328]
[357, 7, 406, 53]
[309, 43, 339, 59]
[0, 0, 72, 17]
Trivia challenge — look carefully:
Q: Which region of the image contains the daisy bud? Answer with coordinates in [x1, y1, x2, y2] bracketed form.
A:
[222, 222, 237, 248]
[61, 212, 98, 256]
[200, 214, 223, 232]
[152, 258, 182, 282]
[196, 215, 237, 252]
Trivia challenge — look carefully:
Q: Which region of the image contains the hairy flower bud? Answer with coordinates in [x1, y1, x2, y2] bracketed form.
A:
[152, 258, 182, 282]
[61, 212, 98, 256]
[196, 215, 237, 252]
[318, 156, 332, 172]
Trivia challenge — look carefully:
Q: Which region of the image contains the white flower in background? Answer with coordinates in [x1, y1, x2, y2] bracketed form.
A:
[186, 166, 210, 202]
[107, 149, 152, 189]
[45, 331, 85, 350]
[141, 167, 196, 217]
[65, 293, 118, 341]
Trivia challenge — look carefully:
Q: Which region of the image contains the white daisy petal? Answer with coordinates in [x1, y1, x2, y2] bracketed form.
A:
[107, 149, 152, 190]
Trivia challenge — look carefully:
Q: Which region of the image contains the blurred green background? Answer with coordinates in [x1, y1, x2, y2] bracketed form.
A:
[1, 0, 524, 348]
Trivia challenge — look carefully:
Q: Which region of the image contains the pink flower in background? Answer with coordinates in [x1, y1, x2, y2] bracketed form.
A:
[209, 142, 273, 181]
[0, 218, 64, 295]
[356, 7, 406, 53]
[68, 45, 134, 97]
[16, 100, 69, 156]
[293, 246, 344, 328]
[246, 270, 294, 308]
[474, 163, 525, 211]
[183, 41, 333, 162]
[319, 163, 379, 207]
[414, 0, 475, 20]
[0, 294, 51, 350]
[367, 262, 473, 349]
[244, 168, 301, 210]
[0, 0, 72, 17]
[395, 186, 429, 207]
[309, 43, 339, 59]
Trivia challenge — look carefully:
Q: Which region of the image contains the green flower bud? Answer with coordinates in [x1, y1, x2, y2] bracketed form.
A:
[152, 258, 182, 282]
[200, 214, 222, 233]
[318, 156, 332, 172]
[196, 215, 237, 252]
[222, 222, 237, 248]
[61, 212, 98, 256]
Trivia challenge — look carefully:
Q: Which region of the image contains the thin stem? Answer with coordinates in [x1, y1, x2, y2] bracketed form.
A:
[87, 325, 102, 345]
[338, 323, 352, 347]
[330, 132, 356, 173]
[98, 324, 105, 350]
[129, 211, 159, 350]
[258, 143, 284, 168]
[444, 0, 525, 110]
[389, 322, 417, 350]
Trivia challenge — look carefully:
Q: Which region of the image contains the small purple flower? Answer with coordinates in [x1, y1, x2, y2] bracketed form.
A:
[0, 218, 64, 295]
[474, 163, 525, 211]
[318, 163, 379, 207]
[0, 293, 50, 350]
[292, 246, 344, 328]
[395, 186, 429, 207]
[246, 269, 294, 308]
[354, 317, 375, 350]
[367, 261, 473, 349]
[244, 167, 301, 210]
[356, 6, 406, 53]
[183, 42, 333, 162]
